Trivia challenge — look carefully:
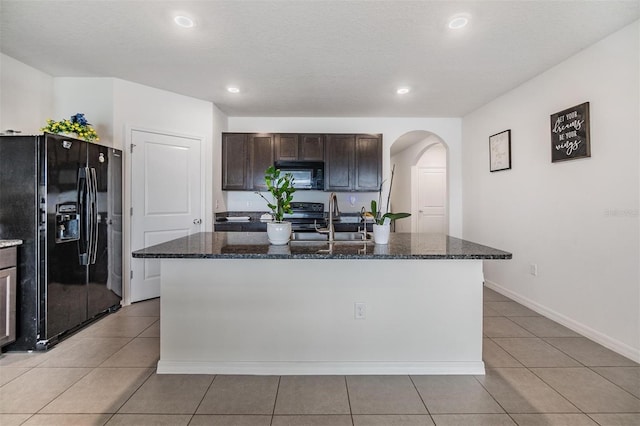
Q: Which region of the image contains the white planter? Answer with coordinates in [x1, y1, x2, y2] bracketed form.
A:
[372, 224, 390, 245]
[266, 221, 292, 245]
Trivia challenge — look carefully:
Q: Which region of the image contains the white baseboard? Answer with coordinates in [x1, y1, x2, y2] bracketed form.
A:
[484, 280, 640, 363]
[157, 360, 486, 376]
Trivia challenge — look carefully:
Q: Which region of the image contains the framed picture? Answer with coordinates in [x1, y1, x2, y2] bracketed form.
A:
[550, 102, 590, 162]
[489, 129, 511, 172]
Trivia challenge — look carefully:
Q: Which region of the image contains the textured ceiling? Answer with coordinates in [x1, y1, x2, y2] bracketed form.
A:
[1, 0, 638, 117]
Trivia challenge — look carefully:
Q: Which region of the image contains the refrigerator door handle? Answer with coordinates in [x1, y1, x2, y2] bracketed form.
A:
[77, 167, 89, 265]
[89, 167, 99, 264]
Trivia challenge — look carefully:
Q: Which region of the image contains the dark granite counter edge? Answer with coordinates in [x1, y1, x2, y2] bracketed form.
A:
[131, 232, 512, 260]
[0, 239, 23, 249]
[132, 252, 512, 260]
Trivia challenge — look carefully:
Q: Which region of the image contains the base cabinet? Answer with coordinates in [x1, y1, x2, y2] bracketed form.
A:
[0, 247, 17, 348]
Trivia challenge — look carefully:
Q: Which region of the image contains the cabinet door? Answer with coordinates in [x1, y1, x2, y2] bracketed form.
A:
[249, 134, 274, 190]
[275, 134, 299, 161]
[325, 134, 355, 191]
[222, 133, 248, 190]
[0, 266, 16, 347]
[299, 134, 324, 161]
[355, 134, 382, 191]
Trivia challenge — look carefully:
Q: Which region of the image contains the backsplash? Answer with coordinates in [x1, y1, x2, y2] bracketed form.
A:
[224, 191, 379, 213]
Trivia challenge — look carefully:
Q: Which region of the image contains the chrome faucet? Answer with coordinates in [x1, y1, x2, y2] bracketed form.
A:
[359, 206, 368, 241]
[327, 192, 339, 242]
[316, 192, 340, 242]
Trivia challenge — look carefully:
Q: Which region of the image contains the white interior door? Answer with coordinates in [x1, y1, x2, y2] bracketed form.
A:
[415, 167, 447, 234]
[130, 130, 203, 302]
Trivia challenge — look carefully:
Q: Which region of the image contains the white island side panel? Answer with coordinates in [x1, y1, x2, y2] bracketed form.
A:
[158, 258, 484, 375]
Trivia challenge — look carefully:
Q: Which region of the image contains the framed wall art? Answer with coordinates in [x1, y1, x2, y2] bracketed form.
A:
[489, 129, 511, 172]
[550, 102, 590, 162]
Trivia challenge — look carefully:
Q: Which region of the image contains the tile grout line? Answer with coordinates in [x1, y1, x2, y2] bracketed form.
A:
[192, 374, 217, 417]
[482, 290, 583, 423]
[525, 364, 587, 416]
[586, 365, 640, 402]
[269, 375, 281, 426]
[344, 375, 355, 426]
[470, 371, 521, 426]
[31, 364, 96, 416]
[407, 374, 433, 420]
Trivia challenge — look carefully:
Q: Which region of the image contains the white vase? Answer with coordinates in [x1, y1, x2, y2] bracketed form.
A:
[266, 221, 291, 245]
[372, 224, 390, 244]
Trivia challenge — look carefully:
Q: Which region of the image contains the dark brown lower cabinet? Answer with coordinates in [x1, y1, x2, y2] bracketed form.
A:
[0, 247, 17, 348]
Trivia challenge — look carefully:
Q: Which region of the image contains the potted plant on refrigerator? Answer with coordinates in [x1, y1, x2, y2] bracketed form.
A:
[256, 165, 296, 245]
[368, 165, 410, 244]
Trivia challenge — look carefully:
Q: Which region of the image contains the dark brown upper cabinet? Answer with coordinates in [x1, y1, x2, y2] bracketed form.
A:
[325, 134, 381, 192]
[324, 134, 355, 191]
[222, 133, 248, 190]
[354, 134, 382, 191]
[249, 134, 275, 191]
[223, 132, 380, 192]
[222, 133, 274, 191]
[275, 134, 324, 161]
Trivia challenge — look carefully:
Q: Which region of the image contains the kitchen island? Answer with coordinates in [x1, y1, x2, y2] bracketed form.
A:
[133, 232, 511, 375]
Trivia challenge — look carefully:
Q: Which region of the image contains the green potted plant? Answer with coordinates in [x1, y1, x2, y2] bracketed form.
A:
[256, 165, 296, 245]
[368, 164, 410, 244]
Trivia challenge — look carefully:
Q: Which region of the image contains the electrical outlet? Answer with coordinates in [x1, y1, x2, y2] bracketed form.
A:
[354, 302, 366, 319]
[215, 199, 219, 210]
[529, 264, 538, 276]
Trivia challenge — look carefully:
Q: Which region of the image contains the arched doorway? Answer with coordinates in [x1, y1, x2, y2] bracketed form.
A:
[390, 131, 449, 234]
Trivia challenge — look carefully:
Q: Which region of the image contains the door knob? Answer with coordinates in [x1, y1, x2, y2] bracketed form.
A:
[193, 219, 202, 224]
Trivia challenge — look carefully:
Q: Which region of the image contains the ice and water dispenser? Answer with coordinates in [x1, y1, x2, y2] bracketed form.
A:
[55, 202, 79, 243]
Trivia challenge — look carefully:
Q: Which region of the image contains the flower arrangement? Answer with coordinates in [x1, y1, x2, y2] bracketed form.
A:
[41, 113, 99, 142]
[255, 166, 296, 222]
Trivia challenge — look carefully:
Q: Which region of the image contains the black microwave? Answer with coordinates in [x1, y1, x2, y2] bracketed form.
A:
[274, 161, 324, 190]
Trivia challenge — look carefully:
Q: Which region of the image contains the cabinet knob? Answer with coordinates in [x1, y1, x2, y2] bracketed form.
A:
[193, 219, 202, 224]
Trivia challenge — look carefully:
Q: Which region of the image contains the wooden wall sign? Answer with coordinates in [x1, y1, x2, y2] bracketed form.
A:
[550, 102, 590, 162]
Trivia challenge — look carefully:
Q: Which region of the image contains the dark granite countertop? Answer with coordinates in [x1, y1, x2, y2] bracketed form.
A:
[132, 232, 512, 260]
[0, 239, 23, 249]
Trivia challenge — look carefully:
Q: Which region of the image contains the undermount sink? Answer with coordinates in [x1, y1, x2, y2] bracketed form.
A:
[291, 231, 372, 243]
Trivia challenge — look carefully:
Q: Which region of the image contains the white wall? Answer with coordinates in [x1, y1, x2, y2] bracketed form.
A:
[391, 136, 446, 233]
[111, 79, 222, 304]
[0, 53, 54, 134]
[227, 117, 463, 236]
[54, 78, 115, 145]
[51, 77, 223, 304]
[462, 21, 640, 361]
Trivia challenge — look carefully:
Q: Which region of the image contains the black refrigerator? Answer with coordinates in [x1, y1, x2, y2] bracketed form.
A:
[0, 133, 122, 351]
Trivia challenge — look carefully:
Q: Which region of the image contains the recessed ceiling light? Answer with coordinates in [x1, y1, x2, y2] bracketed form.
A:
[396, 87, 410, 95]
[227, 87, 240, 94]
[174, 15, 195, 28]
[448, 15, 470, 30]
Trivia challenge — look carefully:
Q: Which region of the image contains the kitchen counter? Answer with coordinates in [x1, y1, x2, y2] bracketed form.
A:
[0, 240, 23, 248]
[141, 232, 510, 376]
[132, 232, 511, 260]
[214, 212, 372, 233]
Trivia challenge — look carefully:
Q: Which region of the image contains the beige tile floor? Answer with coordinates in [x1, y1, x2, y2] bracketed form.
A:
[0, 288, 638, 426]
